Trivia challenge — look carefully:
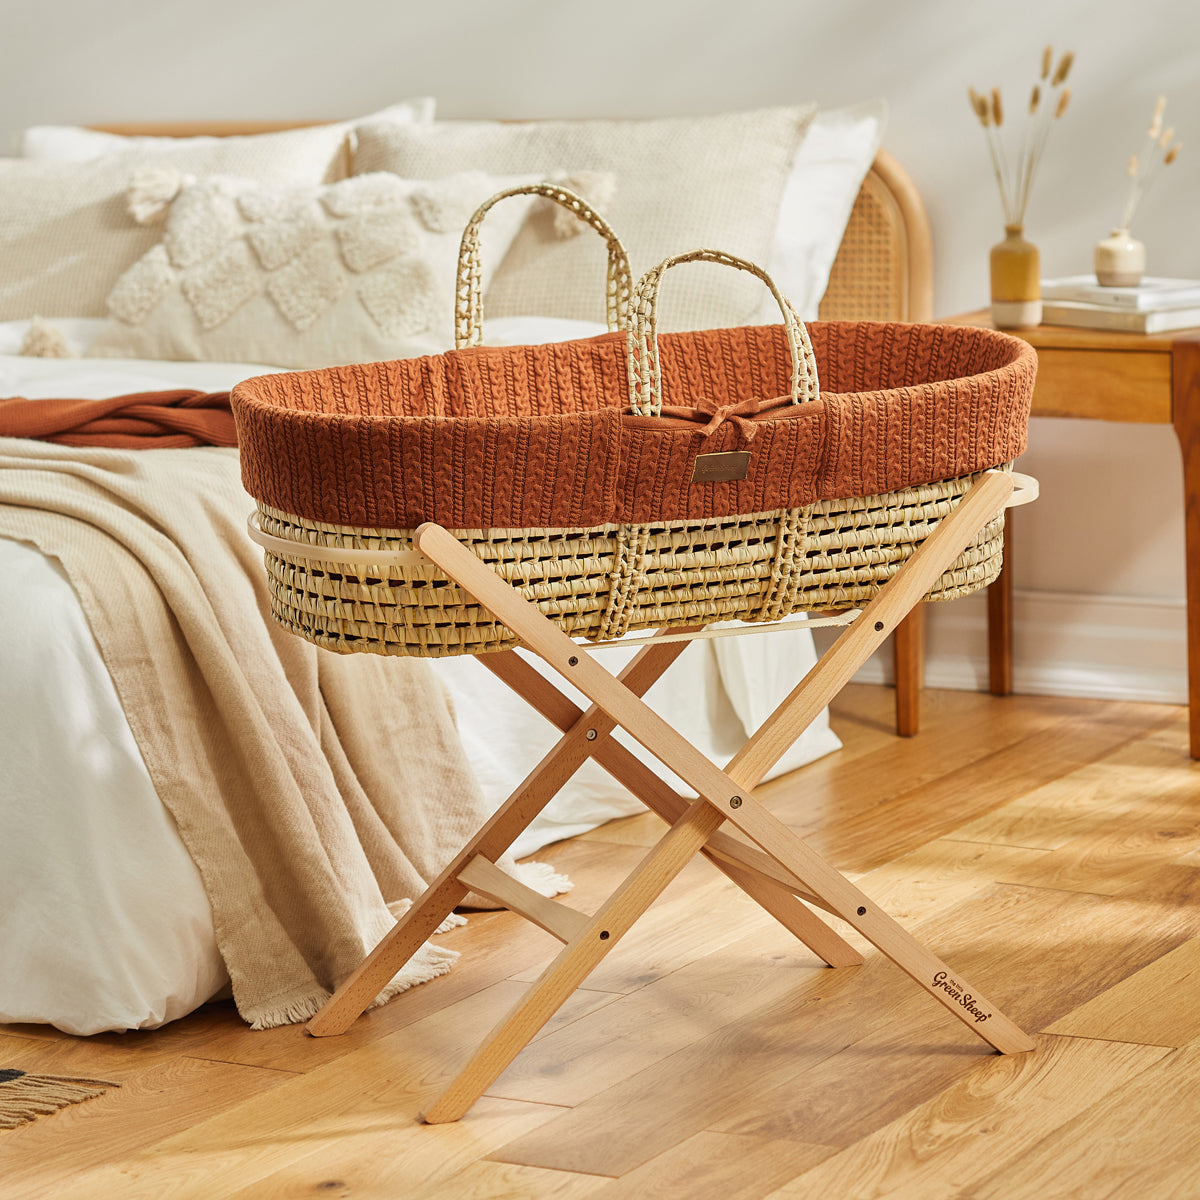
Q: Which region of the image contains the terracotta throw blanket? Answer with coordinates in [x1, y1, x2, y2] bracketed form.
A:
[0, 390, 234, 448]
[0, 437, 564, 1029]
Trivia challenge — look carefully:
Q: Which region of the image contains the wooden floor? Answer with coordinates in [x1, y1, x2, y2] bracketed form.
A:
[4, 683, 1200, 1198]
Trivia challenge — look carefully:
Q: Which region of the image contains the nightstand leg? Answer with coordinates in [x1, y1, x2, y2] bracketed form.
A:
[988, 513, 1014, 695]
[893, 605, 925, 736]
[1172, 334, 1200, 759]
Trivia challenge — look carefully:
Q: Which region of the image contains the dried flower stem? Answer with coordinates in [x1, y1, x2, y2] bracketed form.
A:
[1018, 86, 1070, 220]
[1118, 95, 1183, 230]
[969, 46, 1074, 226]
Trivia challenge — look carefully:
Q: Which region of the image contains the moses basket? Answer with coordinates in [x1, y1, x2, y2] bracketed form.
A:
[231, 185, 1037, 659]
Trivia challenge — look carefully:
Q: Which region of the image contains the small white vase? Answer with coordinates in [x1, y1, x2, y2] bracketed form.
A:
[1094, 228, 1146, 287]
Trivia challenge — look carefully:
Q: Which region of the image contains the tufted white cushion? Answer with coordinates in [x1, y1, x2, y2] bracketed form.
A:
[0, 105, 440, 323]
[88, 171, 537, 369]
[0, 158, 178, 320]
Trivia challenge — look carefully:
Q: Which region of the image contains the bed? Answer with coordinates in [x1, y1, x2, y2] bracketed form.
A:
[0, 99, 934, 1035]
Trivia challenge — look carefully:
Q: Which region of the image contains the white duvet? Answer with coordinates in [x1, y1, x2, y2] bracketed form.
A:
[0, 328, 840, 1034]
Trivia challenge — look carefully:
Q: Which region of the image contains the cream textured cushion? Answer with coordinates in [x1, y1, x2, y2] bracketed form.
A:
[351, 106, 816, 331]
[0, 159, 181, 320]
[88, 171, 537, 370]
[19, 99, 437, 184]
[0, 109, 439, 322]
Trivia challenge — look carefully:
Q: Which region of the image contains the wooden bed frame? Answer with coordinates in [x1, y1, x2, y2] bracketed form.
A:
[93, 122, 937, 734]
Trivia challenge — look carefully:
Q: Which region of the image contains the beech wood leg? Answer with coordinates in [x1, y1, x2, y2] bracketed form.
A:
[704, 857, 865, 968]
[307, 641, 689, 1037]
[422, 798, 725, 1123]
[892, 605, 925, 736]
[414, 471, 1034, 1064]
[988, 513, 1014, 695]
[714, 794, 1032, 1052]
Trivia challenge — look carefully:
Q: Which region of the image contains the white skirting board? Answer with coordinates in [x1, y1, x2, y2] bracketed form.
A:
[820, 590, 1188, 706]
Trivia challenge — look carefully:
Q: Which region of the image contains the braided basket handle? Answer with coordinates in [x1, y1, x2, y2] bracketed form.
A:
[455, 184, 633, 349]
[626, 249, 820, 418]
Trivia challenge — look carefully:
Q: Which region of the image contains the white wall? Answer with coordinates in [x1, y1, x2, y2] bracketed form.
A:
[4, 0, 1198, 701]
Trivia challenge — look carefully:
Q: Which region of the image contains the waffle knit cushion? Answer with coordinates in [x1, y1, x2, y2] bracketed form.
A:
[0, 159, 179, 321]
[351, 106, 816, 331]
[0, 135, 358, 322]
[232, 321, 1037, 530]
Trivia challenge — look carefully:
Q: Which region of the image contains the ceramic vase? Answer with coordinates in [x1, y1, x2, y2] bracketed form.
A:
[1094, 228, 1146, 287]
[990, 225, 1041, 329]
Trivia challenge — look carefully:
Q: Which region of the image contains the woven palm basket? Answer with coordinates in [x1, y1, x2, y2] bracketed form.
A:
[232, 191, 1037, 658]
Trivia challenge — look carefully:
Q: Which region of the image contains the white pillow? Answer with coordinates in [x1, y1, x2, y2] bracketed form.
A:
[19, 99, 436, 181]
[88, 170, 538, 370]
[480, 315, 608, 347]
[765, 100, 888, 321]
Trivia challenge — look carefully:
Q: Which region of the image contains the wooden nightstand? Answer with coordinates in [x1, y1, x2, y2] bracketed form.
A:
[951, 312, 1200, 757]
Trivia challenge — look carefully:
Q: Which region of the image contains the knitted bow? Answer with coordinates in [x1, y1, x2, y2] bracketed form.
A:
[692, 396, 762, 445]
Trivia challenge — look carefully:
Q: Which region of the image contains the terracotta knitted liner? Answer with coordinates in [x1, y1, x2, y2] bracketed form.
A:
[233, 321, 1035, 533]
[232, 320, 1033, 658]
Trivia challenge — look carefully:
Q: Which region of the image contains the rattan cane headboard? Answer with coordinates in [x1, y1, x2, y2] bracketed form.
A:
[92, 122, 933, 325]
[819, 148, 933, 323]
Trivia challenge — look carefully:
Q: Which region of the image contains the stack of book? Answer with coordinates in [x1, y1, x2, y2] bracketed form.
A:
[1040, 276, 1200, 333]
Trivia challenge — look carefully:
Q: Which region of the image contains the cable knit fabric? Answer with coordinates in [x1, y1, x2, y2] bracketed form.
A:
[231, 321, 1037, 530]
[0, 390, 235, 448]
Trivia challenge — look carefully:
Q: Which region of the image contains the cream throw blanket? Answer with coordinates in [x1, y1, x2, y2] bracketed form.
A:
[0, 438, 566, 1029]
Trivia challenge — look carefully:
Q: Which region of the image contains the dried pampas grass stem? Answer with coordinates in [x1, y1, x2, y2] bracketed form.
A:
[969, 45, 1073, 226]
[1118, 95, 1183, 231]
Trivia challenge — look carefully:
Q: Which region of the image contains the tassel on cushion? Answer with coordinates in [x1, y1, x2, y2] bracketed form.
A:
[544, 172, 617, 238]
[127, 165, 196, 224]
[19, 317, 74, 358]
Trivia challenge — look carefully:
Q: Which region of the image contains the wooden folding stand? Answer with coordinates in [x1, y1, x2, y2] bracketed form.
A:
[306, 468, 1038, 1123]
